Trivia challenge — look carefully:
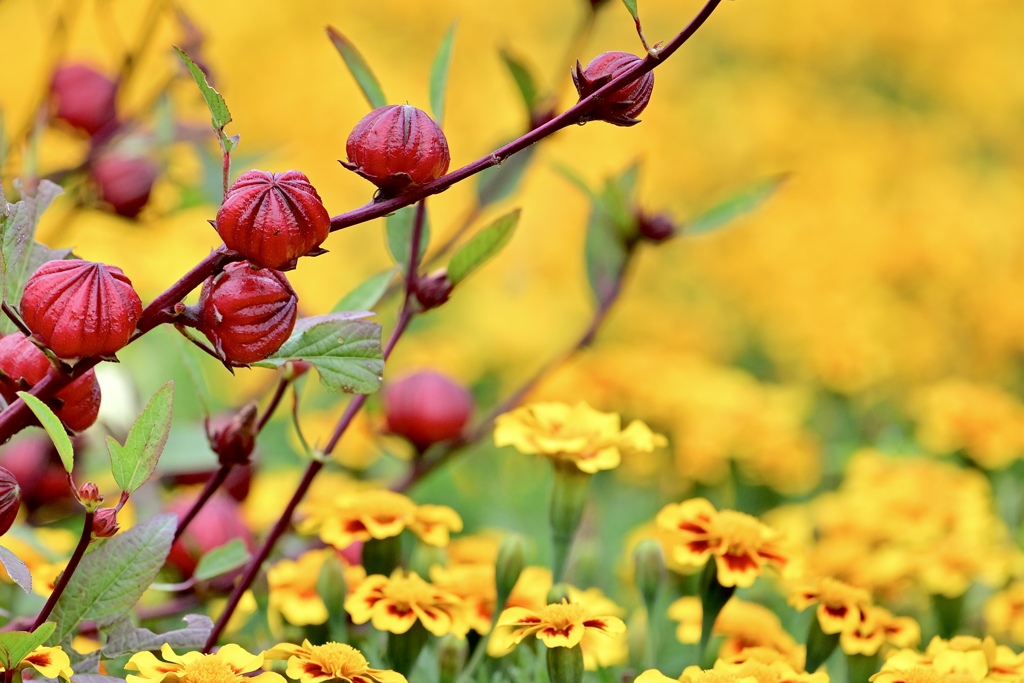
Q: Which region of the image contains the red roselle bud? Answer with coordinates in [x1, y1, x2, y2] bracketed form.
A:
[197, 262, 298, 365]
[572, 51, 654, 127]
[206, 402, 258, 467]
[215, 170, 331, 270]
[414, 270, 454, 311]
[636, 211, 678, 243]
[91, 154, 159, 219]
[383, 370, 473, 452]
[343, 105, 451, 195]
[167, 493, 252, 580]
[50, 63, 118, 137]
[77, 482, 102, 506]
[0, 466, 21, 536]
[0, 333, 102, 431]
[0, 435, 77, 514]
[92, 508, 120, 538]
[20, 260, 143, 359]
[283, 359, 312, 381]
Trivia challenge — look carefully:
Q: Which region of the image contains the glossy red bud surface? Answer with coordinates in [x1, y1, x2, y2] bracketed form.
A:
[384, 370, 473, 452]
[344, 105, 450, 194]
[572, 51, 654, 127]
[50, 63, 118, 136]
[0, 466, 21, 537]
[92, 155, 159, 218]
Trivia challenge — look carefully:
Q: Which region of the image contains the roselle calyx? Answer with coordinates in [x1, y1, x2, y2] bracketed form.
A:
[344, 105, 450, 194]
[572, 51, 654, 127]
[216, 170, 331, 270]
[197, 262, 298, 365]
[0, 466, 21, 537]
[50, 63, 118, 137]
[92, 154, 159, 218]
[92, 508, 120, 538]
[206, 402, 258, 467]
[384, 370, 473, 452]
[21, 259, 143, 360]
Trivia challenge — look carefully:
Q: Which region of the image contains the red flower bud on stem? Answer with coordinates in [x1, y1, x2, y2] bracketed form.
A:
[91, 155, 159, 219]
[50, 63, 118, 137]
[206, 403, 258, 467]
[384, 371, 473, 452]
[0, 466, 22, 536]
[572, 51, 654, 127]
[344, 105, 451, 195]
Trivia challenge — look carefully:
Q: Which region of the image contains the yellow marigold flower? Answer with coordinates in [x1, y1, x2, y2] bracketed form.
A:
[790, 577, 872, 635]
[667, 597, 801, 666]
[840, 605, 920, 656]
[872, 636, 1024, 683]
[430, 562, 496, 635]
[984, 581, 1024, 644]
[344, 569, 468, 637]
[125, 644, 283, 683]
[656, 498, 791, 587]
[495, 599, 626, 650]
[638, 656, 830, 683]
[264, 640, 405, 683]
[268, 549, 330, 626]
[0, 645, 74, 680]
[494, 401, 666, 474]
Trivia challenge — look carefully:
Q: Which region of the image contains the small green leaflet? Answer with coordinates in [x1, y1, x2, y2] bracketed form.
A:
[173, 47, 234, 154]
[499, 48, 538, 115]
[0, 623, 55, 669]
[193, 538, 250, 582]
[621, 0, 639, 21]
[17, 392, 73, 473]
[386, 205, 431, 271]
[254, 314, 384, 395]
[330, 267, 399, 313]
[106, 381, 174, 495]
[429, 23, 457, 126]
[448, 209, 520, 284]
[686, 175, 787, 236]
[326, 27, 387, 110]
[0, 546, 31, 593]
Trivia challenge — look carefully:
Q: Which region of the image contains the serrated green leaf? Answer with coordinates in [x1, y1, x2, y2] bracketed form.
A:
[173, 46, 232, 150]
[193, 538, 250, 582]
[102, 614, 212, 659]
[17, 391, 73, 473]
[326, 27, 387, 110]
[254, 317, 384, 395]
[429, 23, 457, 127]
[476, 144, 536, 208]
[687, 175, 787, 236]
[499, 49, 538, 115]
[47, 514, 176, 645]
[331, 267, 399, 313]
[107, 382, 174, 494]
[448, 209, 520, 285]
[621, 0, 639, 20]
[0, 623, 56, 668]
[0, 545, 31, 593]
[386, 205, 431, 271]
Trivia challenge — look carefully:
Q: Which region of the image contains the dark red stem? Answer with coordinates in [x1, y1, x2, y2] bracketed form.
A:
[172, 466, 229, 543]
[33, 511, 94, 629]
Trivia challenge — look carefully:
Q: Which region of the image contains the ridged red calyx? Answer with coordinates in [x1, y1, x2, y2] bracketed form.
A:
[0, 333, 102, 432]
[91, 155, 159, 218]
[216, 170, 331, 270]
[92, 508, 120, 538]
[206, 402, 258, 467]
[384, 370, 473, 452]
[344, 105, 451, 194]
[0, 466, 21, 537]
[197, 262, 298, 365]
[572, 51, 654, 127]
[50, 63, 118, 137]
[21, 260, 143, 360]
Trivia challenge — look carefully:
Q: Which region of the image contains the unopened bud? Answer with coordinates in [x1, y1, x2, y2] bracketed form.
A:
[0, 467, 22, 536]
[92, 507, 120, 538]
[207, 402, 258, 466]
[283, 359, 312, 381]
[495, 533, 528, 609]
[546, 643, 584, 683]
[633, 539, 664, 613]
[414, 270, 454, 311]
[636, 211, 678, 243]
[437, 634, 468, 683]
[77, 482, 102, 507]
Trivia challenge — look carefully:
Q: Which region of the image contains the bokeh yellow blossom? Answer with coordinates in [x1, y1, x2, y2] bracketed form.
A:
[344, 569, 468, 637]
[668, 597, 801, 667]
[495, 599, 626, 650]
[125, 644, 283, 683]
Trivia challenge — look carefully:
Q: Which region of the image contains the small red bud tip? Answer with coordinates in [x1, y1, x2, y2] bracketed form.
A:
[206, 403, 258, 467]
[636, 211, 677, 243]
[572, 51, 654, 127]
[0, 466, 22, 537]
[0, 333, 102, 432]
[414, 270, 454, 311]
[91, 155, 159, 218]
[77, 482, 102, 505]
[92, 508, 120, 538]
[216, 170, 331, 270]
[21, 260, 143, 360]
[197, 262, 298, 365]
[50, 63, 118, 137]
[344, 105, 451, 194]
[384, 370, 473, 452]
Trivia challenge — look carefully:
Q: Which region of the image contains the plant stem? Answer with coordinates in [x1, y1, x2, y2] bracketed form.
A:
[33, 511, 94, 629]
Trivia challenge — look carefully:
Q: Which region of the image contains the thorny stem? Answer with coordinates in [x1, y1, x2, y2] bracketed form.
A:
[33, 511, 94, 630]
[327, 0, 724, 233]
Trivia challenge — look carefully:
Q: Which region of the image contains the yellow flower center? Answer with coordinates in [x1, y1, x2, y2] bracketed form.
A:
[537, 602, 587, 629]
[180, 655, 240, 683]
[713, 510, 767, 552]
[310, 643, 369, 676]
[383, 574, 428, 608]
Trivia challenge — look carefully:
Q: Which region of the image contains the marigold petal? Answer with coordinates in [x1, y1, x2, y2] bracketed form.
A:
[537, 622, 585, 649]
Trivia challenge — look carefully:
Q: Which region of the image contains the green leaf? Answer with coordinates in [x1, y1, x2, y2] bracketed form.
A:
[107, 382, 174, 495]
[429, 23, 457, 127]
[326, 27, 387, 110]
[254, 316, 384, 395]
[193, 538, 250, 582]
[621, 0, 639, 20]
[17, 391, 73, 473]
[173, 47, 233, 152]
[476, 144, 537, 208]
[102, 614, 213, 659]
[331, 267, 399, 313]
[551, 162, 598, 200]
[447, 209, 520, 285]
[0, 545, 31, 593]
[0, 623, 55, 669]
[499, 49, 538, 115]
[386, 205, 431, 271]
[687, 175, 787, 236]
[48, 514, 176, 645]
[584, 195, 629, 305]
[317, 553, 350, 643]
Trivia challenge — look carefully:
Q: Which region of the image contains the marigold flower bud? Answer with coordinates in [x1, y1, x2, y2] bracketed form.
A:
[21, 260, 143, 359]
[383, 371, 473, 452]
[344, 105, 450, 194]
[437, 634, 468, 683]
[216, 170, 331, 270]
[547, 643, 584, 683]
[572, 51, 654, 127]
[91, 154, 159, 219]
[92, 507, 120, 538]
[496, 533, 528, 609]
[50, 63, 118, 137]
[197, 262, 298, 365]
[0, 466, 22, 536]
[633, 539, 664, 613]
[206, 402, 258, 467]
